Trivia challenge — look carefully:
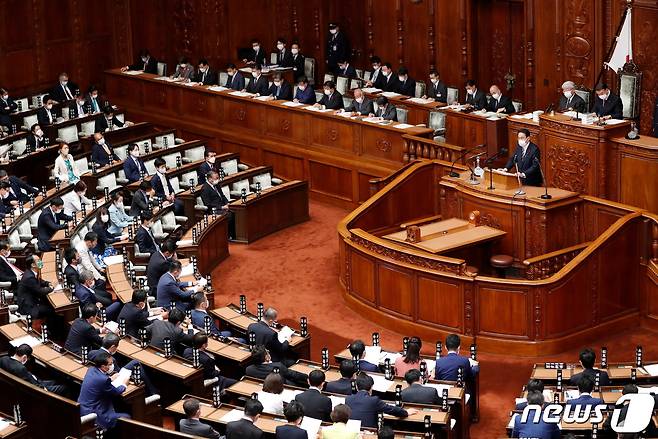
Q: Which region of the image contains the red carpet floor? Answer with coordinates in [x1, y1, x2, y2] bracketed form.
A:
[212, 199, 657, 438]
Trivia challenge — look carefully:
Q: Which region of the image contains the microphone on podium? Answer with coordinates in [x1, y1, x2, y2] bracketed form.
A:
[448, 144, 485, 178]
[534, 156, 552, 199]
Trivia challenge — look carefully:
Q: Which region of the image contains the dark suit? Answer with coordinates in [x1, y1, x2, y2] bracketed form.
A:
[78, 367, 129, 429]
[191, 309, 231, 337]
[345, 390, 408, 428]
[375, 105, 397, 121]
[129, 190, 150, 216]
[276, 49, 293, 67]
[85, 95, 103, 113]
[151, 173, 175, 199]
[247, 48, 267, 66]
[246, 75, 270, 96]
[294, 388, 332, 421]
[338, 64, 357, 79]
[51, 82, 79, 102]
[64, 318, 103, 355]
[0, 97, 18, 127]
[36, 106, 57, 127]
[293, 86, 316, 104]
[504, 142, 542, 187]
[326, 31, 349, 74]
[146, 251, 170, 297]
[466, 89, 488, 110]
[247, 320, 290, 363]
[92, 222, 119, 254]
[179, 418, 220, 438]
[592, 92, 623, 119]
[225, 72, 246, 91]
[511, 410, 560, 439]
[0, 256, 20, 288]
[26, 134, 46, 152]
[570, 367, 611, 387]
[486, 94, 516, 114]
[117, 303, 150, 338]
[6, 175, 39, 203]
[275, 425, 307, 439]
[135, 225, 158, 254]
[434, 352, 478, 381]
[400, 383, 441, 405]
[397, 77, 416, 97]
[324, 377, 354, 395]
[318, 91, 344, 110]
[381, 74, 400, 93]
[37, 207, 71, 251]
[129, 56, 158, 74]
[268, 81, 293, 101]
[427, 81, 448, 102]
[291, 54, 305, 81]
[195, 69, 218, 86]
[346, 97, 374, 115]
[91, 142, 119, 166]
[123, 156, 148, 183]
[70, 101, 89, 118]
[16, 270, 53, 319]
[245, 362, 308, 387]
[558, 93, 587, 113]
[371, 69, 386, 90]
[201, 182, 229, 211]
[156, 272, 194, 310]
[356, 360, 379, 373]
[146, 319, 193, 353]
[197, 161, 216, 185]
[226, 418, 263, 439]
[95, 116, 124, 133]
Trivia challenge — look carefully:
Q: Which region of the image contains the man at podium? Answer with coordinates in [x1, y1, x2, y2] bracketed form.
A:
[499, 129, 542, 186]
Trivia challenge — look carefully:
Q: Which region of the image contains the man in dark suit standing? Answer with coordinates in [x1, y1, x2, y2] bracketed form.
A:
[122, 49, 158, 74]
[423, 70, 448, 103]
[502, 128, 542, 187]
[0, 344, 68, 395]
[0, 240, 21, 288]
[486, 84, 516, 114]
[36, 95, 57, 127]
[226, 398, 264, 439]
[434, 334, 479, 381]
[374, 96, 398, 121]
[0, 170, 39, 203]
[275, 401, 307, 439]
[245, 345, 308, 387]
[179, 398, 221, 438]
[396, 67, 416, 97]
[558, 80, 587, 113]
[155, 260, 198, 310]
[0, 88, 18, 129]
[117, 289, 163, 338]
[400, 369, 441, 405]
[37, 197, 72, 251]
[569, 348, 611, 387]
[247, 307, 293, 365]
[290, 43, 305, 82]
[123, 143, 148, 183]
[345, 373, 413, 428]
[294, 370, 332, 421]
[326, 23, 349, 75]
[91, 133, 119, 167]
[325, 360, 355, 395]
[195, 59, 218, 86]
[147, 239, 177, 297]
[16, 254, 54, 320]
[267, 73, 293, 101]
[64, 303, 106, 355]
[246, 65, 270, 96]
[225, 64, 245, 91]
[275, 38, 293, 67]
[51, 72, 78, 102]
[345, 88, 374, 115]
[129, 181, 154, 217]
[243, 40, 267, 66]
[316, 81, 344, 110]
[135, 211, 159, 254]
[197, 150, 217, 185]
[337, 60, 357, 79]
[592, 82, 623, 119]
[465, 80, 487, 110]
[293, 77, 316, 104]
[201, 170, 235, 238]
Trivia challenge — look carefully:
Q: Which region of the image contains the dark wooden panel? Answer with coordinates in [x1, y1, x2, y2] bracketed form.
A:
[43, 0, 74, 42]
[477, 287, 529, 337]
[350, 251, 376, 303]
[308, 161, 352, 200]
[545, 268, 591, 337]
[377, 264, 413, 318]
[417, 276, 463, 331]
[261, 150, 305, 181]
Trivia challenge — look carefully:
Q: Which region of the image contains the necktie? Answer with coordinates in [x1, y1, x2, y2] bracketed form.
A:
[63, 85, 73, 100]
[276, 86, 280, 97]
[93, 98, 99, 112]
[202, 71, 206, 83]
[161, 174, 170, 196]
[567, 97, 572, 107]
[4, 257, 22, 277]
[47, 109, 52, 123]
[78, 103, 83, 115]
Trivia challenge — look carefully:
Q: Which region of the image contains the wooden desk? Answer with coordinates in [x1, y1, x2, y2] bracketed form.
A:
[0, 414, 28, 439]
[356, 88, 446, 125]
[608, 134, 658, 213]
[442, 108, 509, 159]
[176, 213, 230, 274]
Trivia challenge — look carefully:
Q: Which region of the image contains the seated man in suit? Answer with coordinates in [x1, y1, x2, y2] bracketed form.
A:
[36, 95, 57, 127]
[0, 344, 68, 395]
[37, 197, 72, 251]
[486, 84, 516, 114]
[247, 307, 294, 365]
[26, 123, 47, 152]
[123, 143, 148, 183]
[147, 239, 177, 297]
[423, 69, 449, 103]
[396, 67, 416, 97]
[151, 157, 184, 215]
[511, 391, 560, 439]
[592, 82, 623, 119]
[171, 56, 195, 82]
[243, 39, 267, 66]
[156, 259, 199, 310]
[129, 181, 154, 217]
[0, 182, 12, 217]
[275, 400, 307, 439]
[267, 73, 293, 101]
[183, 332, 237, 391]
[464, 79, 487, 110]
[558, 80, 587, 113]
[64, 247, 107, 293]
[91, 132, 119, 167]
[121, 48, 158, 74]
[51, 72, 78, 102]
[0, 239, 22, 288]
[602, 384, 658, 437]
[195, 58, 218, 85]
[567, 375, 604, 410]
[346, 373, 414, 428]
[293, 76, 316, 105]
[515, 379, 544, 410]
[373, 96, 397, 121]
[0, 88, 18, 130]
[117, 289, 167, 338]
[315, 81, 344, 110]
[190, 293, 232, 338]
[78, 351, 131, 431]
[274, 38, 293, 67]
[86, 85, 103, 114]
[64, 303, 107, 355]
[226, 397, 264, 439]
[135, 211, 159, 254]
[146, 308, 194, 354]
[197, 150, 217, 185]
[500, 128, 542, 187]
[75, 269, 122, 321]
[95, 106, 126, 133]
[290, 43, 305, 82]
[570, 348, 611, 387]
[245, 345, 308, 387]
[435, 334, 479, 381]
[180, 398, 221, 438]
[365, 56, 384, 89]
[16, 254, 54, 321]
[71, 93, 89, 118]
[201, 170, 235, 238]
[75, 231, 106, 282]
[325, 359, 356, 395]
[294, 369, 332, 421]
[337, 60, 357, 79]
[345, 88, 374, 116]
[225, 64, 245, 91]
[349, 339, 379, 372]
[401, 369, 441, 405]
[0, 170, 39, 204]
[245, 64, 270, 96]
[379, 63, 400, 93]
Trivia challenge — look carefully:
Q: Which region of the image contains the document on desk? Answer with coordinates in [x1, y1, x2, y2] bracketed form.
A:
[104, 255, 124, 266]
[254, 95, 271, 101]
[281, 101, 305, 107]
[363, 345, 382, 364]
[10, 334, 42, 348]
[208, 85, 229, 92]
[122, 70, 143, 75]
[337, 111, 356, 118]
[329, 395, 345, 408]
[300, 417, 322, 438]
[604, 118, 626, 125]
[511, 113, 534, 119]
[176, 239, 194, 246]
[346, 420, 362, 433]
[362, 117, 383, 123]
[393, 123, 415, 129]
[281, 388, 303, 403]
[111, 367, 132, 388]
[304, 106, 332, 113]
[104, 321, 119, 334]
[370, 374, 392, 392]
[381, 92, 401, 98]
[228, 91, 255, 97]
[277, 326, 295, 343]
[362, 87, 382, 93]
[0, 420, 9, 432]
[423, 383, 452, 395]
[182, 82, 198, 87]
[220, 408, 244, 423]
[642, 364, 658, 376]
[406, 97, 434, 105]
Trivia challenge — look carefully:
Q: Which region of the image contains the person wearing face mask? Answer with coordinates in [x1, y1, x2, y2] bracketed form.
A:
[64, 247, 109, 299]
[422, 69, 448, 103]
[0, 344, 69, 396]
[0, 169, 39, 204]
[201, 170, 235, 239]
[500, 128, 542, 186]
[337, 60, 357, 79]
[156, 260, 202, 312]
[95, 106, 126, 133]
[36, 197, 72, 251]
[121, 48, 158, 74]
[91, 132, 119, 167]
[86, 85, 102, 114]
[345, 88, 374, 116]
[247, 307, 296, 366]
[0, 240, 21, 288]
[372, 96, 398, 121]
[54, 143, 82, 184]
[464, 79, 487, 110]
[108, 192, 132, 234]
[146, 239, 178, 298]
[292, 76, 316, 104]
[316, 81, 344, 110]
[50, 72, 78, 103]
[592, 82, 623, 119]
[123, 143, 148, 183]
[130, 181, 155, 217]
[486, 84, 516, 114]
[396, 66, 416, 97]
[195, 58, 218, 85]
[135, 211, 159, 254]
[62, 180, 91, 216]
[245, 64, 270, 96]
[65, 303, 109, 355]
[224, 63, 246, 91]
[36, 95, 57, 127]
[70, 92, 88, 118]
[379, 62, 400, 93]
[0, 182, 12, 217]
[290, 43, 305, 81]
[91, 207, 120, 261]
[267, 73, 293, 101]
[365, 56, 384, 89]
[171, 56, 195, 82]
[243, 39, 267, 66]
[78, 350, 131, 431]
[0, 87, 18, 129]
[151, 157, 185, 215]
[118, 289, 167, 338]
[189, 293, 233, 338]
[16, 254, 55, 321]
[26, 123, 47, 152]
[275, 38, 293, 67]
[197, 150, 218, 184]
[74, 269, 122, 320]
[326, 23, 350, 75]
[557, 80, 587, 113]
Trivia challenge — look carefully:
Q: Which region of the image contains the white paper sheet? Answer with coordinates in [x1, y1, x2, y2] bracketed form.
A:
[393, 123, 414, 129]
[220, 408, 244, 423]
[642, 364, 658, 377]
[0, 420, 10, 432]
[180, 263, 195, 277]
[176, 239, 194, 246]
[254, 95, 271, 101]
[362, 87, 382, 93]
[363, 346, 382, 365]
[362, 117, 382, 123]
[229, 91, 254, 97]
[111, 367, 132, 388]
[281, 388, 302, 403]
[277, 326, 294, 343]
[381, 92, 401, 98]
[423, 383, 452, 395]
[10, 335, 42, 348]
[122, 70, 143, 75]
[281, 101, 305, 107]
[564, 390, 580, 400]
[104, 321, 119, 333]
[370, 374, 392, 392]
[346, 419, 362, 433]
[329, 395, 345, 408]
[406, 97, 434, 105]
[208, 86, 229, 92]
[103, 255, 124, 266]
[300, 417, 322, 438]
[604, 118, 626, 125]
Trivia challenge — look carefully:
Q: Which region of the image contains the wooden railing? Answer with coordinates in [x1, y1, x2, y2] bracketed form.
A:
[402, 134, 465, 163]
[523, 242, 592, 280]
[368, 160, 424, 196]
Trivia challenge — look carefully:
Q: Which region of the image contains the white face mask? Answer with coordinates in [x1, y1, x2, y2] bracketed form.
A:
[430, 78, 438, 85]
[130, 150, 139, 157]
[298, 85, 306, 91]
[158, 167, 166, 174]
[2, 95, 7, 100]
[106, 363, 114, 375]
[356, 97, 363, 104]
[141, 57, 148, 62]
[36, 129, 43, 137]
[101, 215, 109, 222]
[518, 138, 527, 147]
[467, 89, 474, 96]
[98, 138, 105, 145]
[329, 29, 337, 34]
[398, 76, 406, 82]
[61, 80, 68, 86]
[115, 201, 123, 208]
[491, 93, 500, 100]
[324, 89, 332, 96]
[3, 250, 10, 258]
[291, 48, 299, 55]
[91, 93, 98, 99]
[252, 73, 259, 79]
[598, 92, 609, 100]
[563, 90, 573, 98]
[199, 67, 207, 73]
[207, 157, 216, 164]
[46, 104, 53, 110]
[277, 44, 284, 50]
[179, 64, 186, 69]
[252, 45, 260, 51]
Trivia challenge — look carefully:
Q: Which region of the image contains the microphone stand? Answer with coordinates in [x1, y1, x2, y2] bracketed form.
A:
[448, 144, 485, 178]
[484, 147, 509, 190]
[513, 158, 526, 196]
[535, 156, 551, 199]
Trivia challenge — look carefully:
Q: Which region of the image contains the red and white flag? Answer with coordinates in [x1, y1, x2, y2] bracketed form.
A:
[606, 8, 633, 73]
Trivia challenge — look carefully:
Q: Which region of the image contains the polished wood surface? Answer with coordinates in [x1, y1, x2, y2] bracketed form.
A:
[175, 213, 229, 274]
[443, 109, 509, 159]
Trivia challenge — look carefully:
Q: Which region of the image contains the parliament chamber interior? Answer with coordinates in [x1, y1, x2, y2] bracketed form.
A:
[1, 0, 658, 438]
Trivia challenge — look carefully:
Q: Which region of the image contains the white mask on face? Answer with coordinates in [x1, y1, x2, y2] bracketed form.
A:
[598, 92, 609, 100]
[141, 57, 148, 62]
[36, 129, 44, 137]
[467, 89, 474, 96]
[291, 48, 299, 55]
[46, 104, 53, 110]
[98, 138, 105, 145]
[130, 149, 139, 157]
[208, 157, 216, 164]
[179, 64, 186, 69]
[2, 95, 7, 100]
[298, 85, 306, 91]
[158, 167, 166, 174]
[329, 29, 337, 34]
[91, 93, 98, 99]
[277, 44, 284, 50]
[563, 90, 573, 98]
[324, 89, 332, 96]
[252, 73, 259, 79]
[116, 201, 124, 209]
[356, 97, 363, 104]
[199, 67, 207, 73]
[61, 80, 68, 86]
[398, 76, 406, 82]
[518, 138, 527, 147]
[274, 81, 281, 87]
[253, 45, 260, 51]
[106, 363, 114, 375]
[491, 93, 500, 100]
[101, 215, 109, 222]
[430, 78, 438, 85]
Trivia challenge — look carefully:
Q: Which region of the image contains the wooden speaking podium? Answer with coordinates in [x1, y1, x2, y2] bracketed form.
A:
[484, 168, 519, 191]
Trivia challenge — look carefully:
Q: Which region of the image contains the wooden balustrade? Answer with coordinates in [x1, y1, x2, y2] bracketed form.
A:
[523, 242, 592, 280]
[402, 134, 465, 163]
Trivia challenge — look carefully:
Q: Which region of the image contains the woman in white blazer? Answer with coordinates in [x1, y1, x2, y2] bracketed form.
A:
[54, 143, 82, 183]
[108, 192, 132, 235]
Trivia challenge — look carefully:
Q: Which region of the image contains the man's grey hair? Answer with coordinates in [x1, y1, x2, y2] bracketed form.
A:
[264, 307, 278, 321]
[561, 80, 575, 90]
[80, 269, 95, 283]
